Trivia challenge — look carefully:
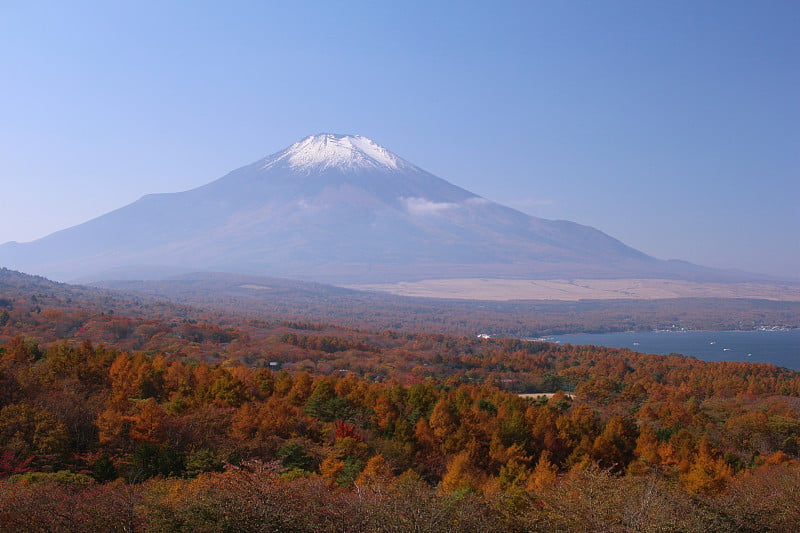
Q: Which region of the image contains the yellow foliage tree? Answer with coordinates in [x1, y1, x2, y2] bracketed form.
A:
[355, 454, 393, 487]
[681, 437, 733, 494]
[129, 398, 166, 444]
[628, 423, 662, 475]
[526, 450, 558, 493]
[319, 456, 345, 487]
[440, 451, 485, 494]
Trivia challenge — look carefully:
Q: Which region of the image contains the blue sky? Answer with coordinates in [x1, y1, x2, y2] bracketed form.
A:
[2, 1, 798, 278]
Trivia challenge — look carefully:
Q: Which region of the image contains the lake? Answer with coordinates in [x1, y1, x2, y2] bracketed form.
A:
[539, 330, 800, 370]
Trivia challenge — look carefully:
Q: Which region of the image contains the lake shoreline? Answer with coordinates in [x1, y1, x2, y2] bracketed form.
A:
[529, 329, 800, 370]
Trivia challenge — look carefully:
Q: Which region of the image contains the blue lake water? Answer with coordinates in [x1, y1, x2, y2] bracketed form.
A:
[541, 330, 800, 370]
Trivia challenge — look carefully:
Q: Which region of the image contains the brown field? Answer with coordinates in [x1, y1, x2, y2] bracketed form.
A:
[346, 278, 800, 302]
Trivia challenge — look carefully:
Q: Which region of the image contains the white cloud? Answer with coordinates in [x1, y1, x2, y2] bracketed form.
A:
[401, 197, 458, 216]
[465, 197, 491, 206]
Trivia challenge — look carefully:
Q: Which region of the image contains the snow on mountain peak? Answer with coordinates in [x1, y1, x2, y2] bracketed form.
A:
[262, 134, 408, 172]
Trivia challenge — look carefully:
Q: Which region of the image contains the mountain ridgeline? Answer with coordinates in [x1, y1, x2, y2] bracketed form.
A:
[1, 134, 732, 283]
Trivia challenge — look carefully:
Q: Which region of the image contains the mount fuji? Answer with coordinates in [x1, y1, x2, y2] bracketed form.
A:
[1, 134, 728, 284]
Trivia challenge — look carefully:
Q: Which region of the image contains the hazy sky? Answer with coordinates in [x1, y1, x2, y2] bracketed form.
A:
[2, 1, 798, 278]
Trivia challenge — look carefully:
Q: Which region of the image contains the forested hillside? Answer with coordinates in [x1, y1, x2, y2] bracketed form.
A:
[98, 272, 800, 336]
[1, 268, 800, 531]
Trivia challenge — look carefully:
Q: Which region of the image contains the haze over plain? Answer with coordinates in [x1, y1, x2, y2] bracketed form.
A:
[1, 2, 798, 278]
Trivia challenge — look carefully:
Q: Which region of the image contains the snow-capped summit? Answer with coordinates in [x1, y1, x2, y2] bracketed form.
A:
[262, 133, 411, 173]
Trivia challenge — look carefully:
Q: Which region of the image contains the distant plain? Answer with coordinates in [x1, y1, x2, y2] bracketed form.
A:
[347, 278, 800, 302]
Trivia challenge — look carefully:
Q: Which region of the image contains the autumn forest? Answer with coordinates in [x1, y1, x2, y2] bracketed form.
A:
[1, 268, 800, 532]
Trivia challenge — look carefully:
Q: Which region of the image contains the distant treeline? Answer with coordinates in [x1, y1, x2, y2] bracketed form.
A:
[93, 272, 800, 336]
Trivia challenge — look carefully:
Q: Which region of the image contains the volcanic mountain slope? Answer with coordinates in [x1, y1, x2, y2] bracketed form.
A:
[1, 133, 727, 283]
